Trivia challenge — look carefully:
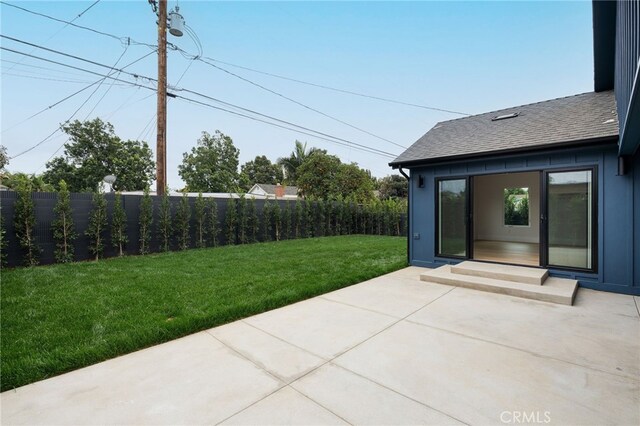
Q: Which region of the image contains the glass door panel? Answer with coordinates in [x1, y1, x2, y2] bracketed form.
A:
[546, 170, 594, 270]
[437, 178, 468, 257]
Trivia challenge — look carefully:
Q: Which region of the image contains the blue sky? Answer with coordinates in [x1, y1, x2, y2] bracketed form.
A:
[1, 1, 594, 189]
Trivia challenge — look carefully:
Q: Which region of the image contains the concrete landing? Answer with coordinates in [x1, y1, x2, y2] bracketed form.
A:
[451, 261, 548, 285]
[421, 264, 578, 305]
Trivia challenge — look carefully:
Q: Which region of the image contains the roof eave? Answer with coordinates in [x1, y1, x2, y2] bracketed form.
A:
[389, 135, 619, 169]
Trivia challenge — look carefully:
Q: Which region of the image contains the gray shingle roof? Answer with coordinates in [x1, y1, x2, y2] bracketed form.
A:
[390, 91, 618, 166]
[254, 184, 299, 196]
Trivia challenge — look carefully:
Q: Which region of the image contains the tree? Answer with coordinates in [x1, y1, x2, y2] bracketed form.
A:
[179, 131, 240, 192]
[86, 191, 107, 261]
[52, 180, 76, 263]
[0, 210, 7, 267]
[262, 201, 273, 241]
[247, 197, 259, 243]
[111, 193, 127, 256]
[0, 144, 8, 171]
[174, 193, 191, 250]
[3, 172, 54, 192]
[273, 202, 282, 241]
[225, 198, 237, 245]
[237, 195, 248, 244]
[14, 182, 40, 266]
[277, 141, 324, 185]
[378, 175, 408, 200]
[158, 191, 172, 251]
[334, 163, 375, 203]
[239, 155, 284, 190]
[139, 188, 153, 255]
[207, 199, 219, 247]
[282, 202, 292, 240]
[194, 193, 207, 248]
[42, 119, 154, 192]
[297, 152, 342, 200]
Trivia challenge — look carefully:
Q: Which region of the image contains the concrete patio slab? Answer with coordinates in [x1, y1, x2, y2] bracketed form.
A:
[334, 320, 639, 425]
[406, 286, 640, 379]
[291, 363, 464, 425]
[244, 296, 397, 359]
[2, 267, 639, 425]
[1, 332, 281, 425]
[220, 386, 347, 425]
[321, 275, 452, 318]
[207, 320, 324, 383]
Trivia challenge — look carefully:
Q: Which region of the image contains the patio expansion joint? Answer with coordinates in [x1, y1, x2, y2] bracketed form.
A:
[240, 320, 332, 363]
[634, 297, 640, 319]
[319, 362, 469, 426]
[203, 330, 286, 385]
[402, 319, 640, 383]
[317, 295, 404, 320]
[286, 285, 465, 424]
[284, 384, 355, 425]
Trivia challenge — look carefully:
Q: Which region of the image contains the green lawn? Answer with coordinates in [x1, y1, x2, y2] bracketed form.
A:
[1, 235, 406, 391]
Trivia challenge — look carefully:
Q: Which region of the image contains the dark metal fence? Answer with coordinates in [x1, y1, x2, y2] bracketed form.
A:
[0, 191, 406, 268]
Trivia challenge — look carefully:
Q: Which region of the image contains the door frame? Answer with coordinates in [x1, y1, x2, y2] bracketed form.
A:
[434, 176, 472, 260]
[541, 166, 598, 273]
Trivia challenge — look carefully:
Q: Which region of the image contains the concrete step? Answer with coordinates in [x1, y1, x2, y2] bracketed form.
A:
[420, 265, 578, 305]
[450, 261, 548, 285]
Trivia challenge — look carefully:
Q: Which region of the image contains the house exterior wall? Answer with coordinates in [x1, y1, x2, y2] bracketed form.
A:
[615, 0, 640, 138]
[406, 143, 640, 295]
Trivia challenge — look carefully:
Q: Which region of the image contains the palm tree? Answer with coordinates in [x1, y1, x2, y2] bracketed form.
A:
[277, 141, 323, 185]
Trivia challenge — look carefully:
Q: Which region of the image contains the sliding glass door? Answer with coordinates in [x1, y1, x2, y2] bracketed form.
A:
[544, 169, 596, 271]
[436, 178, 469, 258]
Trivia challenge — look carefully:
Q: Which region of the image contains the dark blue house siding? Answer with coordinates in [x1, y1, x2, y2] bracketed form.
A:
[406, 143, 640, 296]
[615, 0, 640, 134]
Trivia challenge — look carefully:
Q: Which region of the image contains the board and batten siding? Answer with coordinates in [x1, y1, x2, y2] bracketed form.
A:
[407, 143, 640, 296]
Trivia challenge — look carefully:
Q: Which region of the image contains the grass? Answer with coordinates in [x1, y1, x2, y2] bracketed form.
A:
[0, 235, 406, 391]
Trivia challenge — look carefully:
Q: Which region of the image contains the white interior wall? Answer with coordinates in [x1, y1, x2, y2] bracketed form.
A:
[473, 172, 540, 243]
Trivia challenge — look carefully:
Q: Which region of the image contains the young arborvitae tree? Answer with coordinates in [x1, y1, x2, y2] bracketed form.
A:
[194, 193, 207, 248]
[86, 190, 107, 261]
[158, 191, 172, 251]
[237, 195, 248, 244]
[333, 199, 342, 236]
[14, 182, 40, 266]
[0, 208, 8, 267]
[138, 188, 153, 255]
[225, 198, 237, 245]
[207, 198, 219, 247]
[316, 200, 326, 237]
[174, 193, 191, 250]
[262, 201, 273, 242]
[304, 199, 314, 238]
[111, 193, 128, 256]
[323, 199, 332, 236]
[52, 180, 76, 263]
[294, 200, 303, 238]
[282, 202, 292, 240]
[272, 202, 282, 241]
[247, 197, 259, 243]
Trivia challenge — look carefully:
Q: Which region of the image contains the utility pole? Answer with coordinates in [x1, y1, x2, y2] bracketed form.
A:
[156, 0, 167, 195]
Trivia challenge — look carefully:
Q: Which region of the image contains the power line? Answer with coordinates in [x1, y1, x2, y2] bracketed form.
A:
[0, 1, 154, 49]
[193, 55, 407, 150]
[2, 45, 398, 159]
[0, 0, 103, 75]
[2, 1, 468, 117]
[201, 56, 471, 116]
[2, 49, 155, 134]
[10, 46, 130, 159]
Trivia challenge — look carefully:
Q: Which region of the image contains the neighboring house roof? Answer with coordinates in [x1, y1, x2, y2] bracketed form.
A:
[248, 184, 299, 197]
[390, 91, 619, 167]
